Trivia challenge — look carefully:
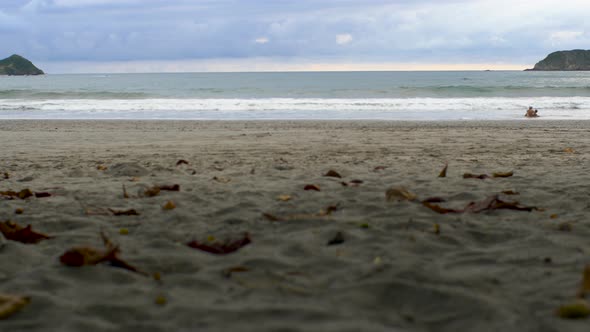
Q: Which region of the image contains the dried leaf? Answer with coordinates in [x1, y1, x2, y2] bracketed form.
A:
[577, 265, 590, 299]
[438, 163, 448, 178]
[176, 159, 189, 166]
[60, 233, 148, 276]
[422, 201, 461, 214]
[213, 176, 231, 183]
[373, 166, 387, 172]
[304, 184, 321, 191]
[324, 170, 342, 178]
[96, 165, 108, 171]
[15, 208, 24, 215]
[144, 187, 161, 197]
[108, 208, 140, 216]
[327, 232, 345, 246]
[0, 221, 52, 244]
[158, 184, 180, 191]
[162, 200, 176, 210]
[349, 179, 364, 186]
[187, 233, 251, 255]
[386, 187, 417, 202]
[502, 190, 520, 195]
[0, 189, 33, 200]
[423, 197, 446, 203]
[564, 147, 576, 154]
[122, 184, 129, 199]
[463, 173, 489, 180]
[319, 204, 340, 216]
[0, 294, 30, 320]
[556, 300, 590, 319]
[423, 195, 537, 214]
[34, 192, 51, 198]
[277, 195, 292, 202]
[262, 213, 285, 222]
[492, 171, 514, 178]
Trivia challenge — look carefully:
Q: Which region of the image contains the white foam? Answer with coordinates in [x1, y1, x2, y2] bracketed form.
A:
[0, 97, 589, 120]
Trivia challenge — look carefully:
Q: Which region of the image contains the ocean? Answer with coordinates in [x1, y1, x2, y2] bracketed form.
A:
[1, 71, 590, 120]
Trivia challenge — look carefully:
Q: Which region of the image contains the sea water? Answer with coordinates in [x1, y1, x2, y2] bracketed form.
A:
[1, 71, 590, 120]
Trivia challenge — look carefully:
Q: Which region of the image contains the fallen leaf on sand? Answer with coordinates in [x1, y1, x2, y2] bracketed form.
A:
[327, 232, 345, 246]
[438, 163, 448, 178]
[422, 195, 537, 214]
[15, 208, 23, 215]
[492, 171, 514, 178]
[34, 192, 51, 198]
[304, 184, 321, 191]
[324, 170, 342, 178]
[373, 166, 387, 172]
[213, 176, 231, 183]
[277, 195, 292, 202]
[342, 179, 364, 187]
[122, 184, 130, 199]
[0, 221, 52, 244]
[158, 184, 180, 191]
[502, 190, 520, 195]
[386, 187, 417, 202]
[0, 294, 30, 320]
[108, 208, 140, 216]
[0, 189, 33, 200]
[564, 148, 575, 154]
[187, 233, 251, 255]
[96, 165, 108, 171]
[176, 159, 189, 166]
[556, 300, 590, 319]
[162, 200, 176, 210]
[577, 265, 590, 299]
[144, 187, 161, 197]
[463, 173, 490, 180]
[60, 232, 148, 276]
[319, 204, 340, 216]
[423, 197, 446, 203]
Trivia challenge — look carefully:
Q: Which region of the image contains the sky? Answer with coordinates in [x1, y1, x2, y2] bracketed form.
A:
[1, 0, 589, 73]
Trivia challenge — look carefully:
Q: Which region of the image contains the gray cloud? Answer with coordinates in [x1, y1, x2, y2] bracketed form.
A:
[1, 0, 589, 70]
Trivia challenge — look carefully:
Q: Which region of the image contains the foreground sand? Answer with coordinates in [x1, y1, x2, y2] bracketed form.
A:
[1, 120, 589, 332]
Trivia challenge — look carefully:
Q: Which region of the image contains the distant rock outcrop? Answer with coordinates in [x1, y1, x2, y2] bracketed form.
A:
[0, 54, 44, 76]
[527, 50, 590, 71]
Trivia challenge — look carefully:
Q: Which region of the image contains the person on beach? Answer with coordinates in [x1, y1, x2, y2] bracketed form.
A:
[525, 106, 538, 118]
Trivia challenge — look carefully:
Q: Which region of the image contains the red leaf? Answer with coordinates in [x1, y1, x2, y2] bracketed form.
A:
[187, 233, 251, 255]
[0, 221, 52, 244]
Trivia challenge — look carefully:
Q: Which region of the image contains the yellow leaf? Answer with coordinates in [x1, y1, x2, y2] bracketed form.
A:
[96, 165, 108, 171]
[162, 200, 176, 210]
[119, 228, 129, 235]
[0, 294, 30, 320]
[556, 300, 590, 319]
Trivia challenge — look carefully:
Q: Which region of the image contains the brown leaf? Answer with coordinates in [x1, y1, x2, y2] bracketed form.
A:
[422, 201, 461, 214]
[0, 189, 34, 200]
[423, 195, 537, 214]
[578, 265, 590, 299]
[0, 294, 30, 320]
[34, 192, 51, 198]
[262, 213, 285, 222]
[108, 208, 140, 216]
[144, 187, 161, 197]
[386, 187, 417, 202]
[187, 233, 251, 255]
[423, 197, 446, 203]
[0, 221, 52, 244]
[373, 166, 387, 172]
[304, 184, 321, 191]
[162, 200, 176, 210]
[492, 171, 514, 178]
[438, 163, 448, 178]
[122, 184, 129, 199]
[324, 170, 342, 178]
[158, 184, 180, 191]
[176, 159, 189, 166]
[564, 147, 576, 154]
[501, 190, 520, 195]
[463, 173, 490, 180]
[96, 165, 108, 171]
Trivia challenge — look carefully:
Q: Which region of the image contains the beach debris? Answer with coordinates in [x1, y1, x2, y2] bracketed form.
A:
[386, 187, 417, 202]
[60, 232, 148, 276]
[213, 176, 231, 183]
[158, 184, 180, 191]
[144, 186, 161, 197]
[502, 190, 520, 195]
[176, 159, 189, 166]
[564, 147, 576, 154]
[463, 173, 490, 180]
[108, 208, 140, 216]
[96, 165, 108, 171]
[0, 189, 33, 200]
[122, 184, 130, 199]
[187, 233, 251, 255]
[222, 266, 250, 278]
[155, 295, 167, 306]
[277, 195, 293, 202]
[423, 197, 446, 203]
[556, 300, 590, 319]
[319, 204, 340, 216]
[327, 232, 345, 246]
[492, 171, 514, 178]
[342, 180, 364, 187]
[438, 163, 448, 178]
[14, 208, 23, 215]
[324, 170, 342, 178]
[422, 195, 537, 214]
[34, 192, 52, 198]
[373, 166, 387, 172]
[0, 221, 52, 244]
[304, 184, 321, 191]
[162, 200, 176, 210]
[577, 265, 590, 299]
[0, 294, 30, 320]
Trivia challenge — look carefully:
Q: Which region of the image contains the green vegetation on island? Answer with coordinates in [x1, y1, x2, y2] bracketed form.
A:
[0, 54, 44, 76]
[527, 50, 590, 71]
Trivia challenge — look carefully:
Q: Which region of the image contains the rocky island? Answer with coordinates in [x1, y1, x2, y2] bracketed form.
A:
[0, 54, 44, 75]
[527, 49, 590, 71]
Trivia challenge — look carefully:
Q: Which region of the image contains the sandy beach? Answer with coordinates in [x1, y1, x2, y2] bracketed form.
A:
[1, 120, 589, 332]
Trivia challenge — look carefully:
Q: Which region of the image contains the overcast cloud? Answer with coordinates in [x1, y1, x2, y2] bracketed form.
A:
[1, 0, 589, 72]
